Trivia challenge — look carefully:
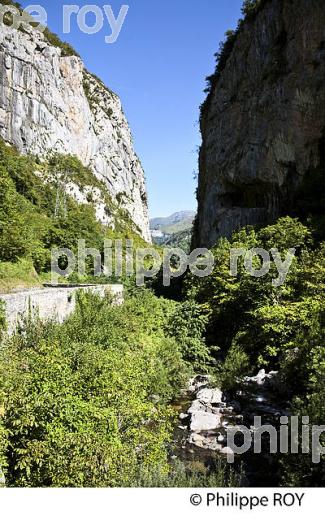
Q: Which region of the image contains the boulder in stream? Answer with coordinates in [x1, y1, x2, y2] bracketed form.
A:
[189, 433, 223, 451]
[197, 388, 223, 405]
[190, 411, 221, 432]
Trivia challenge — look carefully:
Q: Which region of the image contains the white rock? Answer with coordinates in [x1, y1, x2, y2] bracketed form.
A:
[244, 369, 268, 386]
[189, 433, 222, 451]
[190, 412, 221, 432]
[189, 432, 206, 446]
[197, 388, 223, 404]
[256, 369, 266, 385]
[179, 413, 189, 420]
[188, 399, 208, 414]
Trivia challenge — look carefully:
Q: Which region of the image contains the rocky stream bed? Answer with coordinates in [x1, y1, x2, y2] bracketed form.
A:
[171, 370, 291, 486]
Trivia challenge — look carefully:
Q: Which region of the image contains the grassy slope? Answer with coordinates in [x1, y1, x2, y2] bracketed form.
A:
[0, 259, 41, 293]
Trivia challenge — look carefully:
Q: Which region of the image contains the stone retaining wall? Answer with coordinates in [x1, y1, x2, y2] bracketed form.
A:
[0, 285, 123, 334]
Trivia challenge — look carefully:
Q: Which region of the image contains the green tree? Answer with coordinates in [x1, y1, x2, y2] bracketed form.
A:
[0, 170, 31, 261]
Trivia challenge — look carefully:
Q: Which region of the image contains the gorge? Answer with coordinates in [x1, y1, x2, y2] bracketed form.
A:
[0, 0, 324, 490]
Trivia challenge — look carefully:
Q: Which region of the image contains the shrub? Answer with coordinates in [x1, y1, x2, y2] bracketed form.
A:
[241, 0, 266, 19]
[0, 169, 33, 261]
[166, 300, 214, 370]
[0, 300, 6, 340]
[281, 342, 325, 486]
[0, 289, 189, 486]
[131, 458, 240, 487]
[43, 28, 79, 57]
[219, 343, 250, 391]
[0, 258, 40, 293]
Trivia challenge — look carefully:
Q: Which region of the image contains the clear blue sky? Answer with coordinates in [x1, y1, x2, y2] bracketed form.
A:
[20, 0, 243, 217]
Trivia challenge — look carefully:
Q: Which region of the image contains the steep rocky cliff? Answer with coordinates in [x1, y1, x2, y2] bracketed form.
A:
[0, 19, 150, 242]
[194, 0, 325, 247]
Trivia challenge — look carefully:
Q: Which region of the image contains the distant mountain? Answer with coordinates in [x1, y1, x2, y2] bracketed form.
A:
[150, 211, 195, 235]
[149, 211, 195, 249]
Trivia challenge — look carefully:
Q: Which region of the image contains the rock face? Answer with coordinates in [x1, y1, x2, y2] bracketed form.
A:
[194, 0, 325, 247]
[0, 22, 150, 242]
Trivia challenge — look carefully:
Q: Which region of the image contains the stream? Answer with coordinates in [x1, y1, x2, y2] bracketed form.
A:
[170, 370, 291, 486]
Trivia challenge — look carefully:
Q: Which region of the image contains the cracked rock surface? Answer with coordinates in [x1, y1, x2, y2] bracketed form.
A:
[0, 23, 150, 241]
[194, 0, 325, 247]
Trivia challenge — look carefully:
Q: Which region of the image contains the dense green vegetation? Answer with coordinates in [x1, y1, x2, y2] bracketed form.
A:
[1, 209, 323, 486]
[163, 228, 192, 252]
[241, 0, 267, 18]
[0, 259, 40, 293]
[0, 139, 146, 289]
[0, 141, 324, 486]
[0, 288, 239, 486]
[0, 0, 324, 487]
[184, 217, 324, 485]
[0, 133, 217, 487]
[0, 290, 181, 486]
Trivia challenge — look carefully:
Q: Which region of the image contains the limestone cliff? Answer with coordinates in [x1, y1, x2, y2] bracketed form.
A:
[0, 21, 150, 242]
[194, 0, 325, 247]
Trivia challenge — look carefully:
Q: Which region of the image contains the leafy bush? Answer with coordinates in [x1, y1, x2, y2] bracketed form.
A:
[0, 169, 33, 261]
[0, 258, 40, 293]
[281, 341, 325, 486]
[42, 28, 79, 57]
[218, 343, 250, 391]
[187, 217, 316, 360]
[0, 300, 6, 340]
[166, 300, 214, 370]
[47, 154, 104, 192]
[0, 289, 188, 487]
[241, 0, 266, 19]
